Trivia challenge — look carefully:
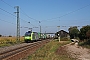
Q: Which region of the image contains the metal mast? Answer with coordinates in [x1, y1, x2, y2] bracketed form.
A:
[39, 21, 41, 38]
[15, 6, 20, 42]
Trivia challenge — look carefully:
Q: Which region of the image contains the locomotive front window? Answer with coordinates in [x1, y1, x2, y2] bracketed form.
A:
[25, 32, 31, 36]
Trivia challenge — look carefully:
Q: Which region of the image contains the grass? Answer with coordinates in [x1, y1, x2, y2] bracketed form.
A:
[0, 37, 24, 47]
[27, 40, 75, 60]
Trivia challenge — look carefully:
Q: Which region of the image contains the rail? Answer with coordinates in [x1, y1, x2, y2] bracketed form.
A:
[0, 40, 50, 60]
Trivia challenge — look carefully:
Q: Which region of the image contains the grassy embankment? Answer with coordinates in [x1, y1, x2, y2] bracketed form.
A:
[0, 37, 24, 47]
[27, 40, 75, 60]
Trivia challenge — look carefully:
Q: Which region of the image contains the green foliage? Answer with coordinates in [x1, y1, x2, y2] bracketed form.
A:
[61, 37, 69, 41]
[86, 30, 90, 39]
[8, 35, 12, 37]
[0, 34, 2, 37]
[78, 25, 90, 40]
[68, 26, 79, 39]
[79, 40, 90, 48]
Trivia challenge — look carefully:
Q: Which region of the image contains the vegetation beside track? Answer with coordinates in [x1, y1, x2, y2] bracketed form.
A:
[79, 40, 90, 49]
[0, 37, 24, 47]
[27, 40, 75, 60]
[68, 25, 90, 49]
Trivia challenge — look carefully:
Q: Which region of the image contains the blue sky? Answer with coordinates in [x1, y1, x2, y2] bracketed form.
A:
[0, 0, 90, 36]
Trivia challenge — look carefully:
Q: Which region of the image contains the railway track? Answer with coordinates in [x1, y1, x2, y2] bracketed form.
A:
[0, 40, 50, 60]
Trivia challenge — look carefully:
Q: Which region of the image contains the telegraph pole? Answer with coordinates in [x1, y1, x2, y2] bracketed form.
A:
[39, 21, 41, 38]
[57, 26, 60, 32]
[57, 26, 60, 42]
[15, 6, 20, 42]
[40, 26, 41, 38]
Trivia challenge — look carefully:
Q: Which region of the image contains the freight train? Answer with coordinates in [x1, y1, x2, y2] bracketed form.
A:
[24, 31, 47, 42]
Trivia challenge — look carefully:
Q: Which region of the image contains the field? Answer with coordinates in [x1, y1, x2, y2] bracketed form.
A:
[27, 40, 75, 60]
[0, 37, 24, 47]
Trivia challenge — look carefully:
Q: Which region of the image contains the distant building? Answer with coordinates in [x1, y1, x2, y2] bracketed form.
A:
[55, 30, 69, 38]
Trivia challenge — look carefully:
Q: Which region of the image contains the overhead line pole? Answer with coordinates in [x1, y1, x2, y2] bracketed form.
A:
[57, 26, 60, 42]
[39, 21, 41, 38]
[15, 6, 20, 42]
[40, 26, 41, 37]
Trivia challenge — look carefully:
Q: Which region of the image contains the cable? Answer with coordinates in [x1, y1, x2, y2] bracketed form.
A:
[0, 18, 16, 25]
[0, 12, 16, 20]
[0, 0, 39, 27]
[0, 0, 40, 22]
[0, 8, 29, 28]
[0, 7, 35, 26]
[0, 8, 16, 17]
[42, 4, 90, 21]
[0, 7, 25, 23]
[1, 0, 89, 29]
[20, 8, 41, 27]
[0, 8, 27, 27]
[0, 0, 27, 22]
[0, 0, 14, 8]
[0, 18, 30, 28]
[20, 8, 40, 22]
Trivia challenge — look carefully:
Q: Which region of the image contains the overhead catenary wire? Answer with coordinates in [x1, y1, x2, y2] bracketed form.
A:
[0, 18, 28, 28]
[43, 25, 84, 28]
[0, 7, 36, 27]
[1, 0, 90, 23]
[0, 8, 16, 17]
[0, 12, 16, 20]
[0, 0, 40, 23]
[0, 0, 14, 8]
[19, 8, 41, 27]
[0, 18, 32, 30]
[1, 0, 90, 31]
[0, 8, 29, 28]
[0, 18, 16, 25]
[0, 0, 42, 29]
[20, 8, 40, 22]
[42, 4, 90, 22]
[0, 7, 30, 23]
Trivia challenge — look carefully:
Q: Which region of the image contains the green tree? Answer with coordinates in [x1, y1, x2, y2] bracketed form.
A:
[86, 30, 90, 39]
[0, 34, 2, 37]
[8, 35, 12, 37]
[68, 26, 79, 39]
[78, 25, 90, 40]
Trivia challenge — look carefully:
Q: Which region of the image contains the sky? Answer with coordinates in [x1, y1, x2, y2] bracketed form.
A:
[0, 0, 90, 36]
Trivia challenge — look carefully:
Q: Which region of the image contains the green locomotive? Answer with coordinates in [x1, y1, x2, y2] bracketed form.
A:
[24, 31, 39, 42]
[24, 31, 47, 42]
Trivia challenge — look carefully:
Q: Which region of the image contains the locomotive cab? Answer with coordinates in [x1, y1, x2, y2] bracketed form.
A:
[24, 31, 39, 43]
[24, 31, 32, 42]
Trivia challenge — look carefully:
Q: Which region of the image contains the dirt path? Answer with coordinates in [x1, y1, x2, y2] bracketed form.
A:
[63, 42, 90, 60]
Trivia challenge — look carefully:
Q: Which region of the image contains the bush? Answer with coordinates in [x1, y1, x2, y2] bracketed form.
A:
[79, 39, 90, 48]
[0, 34, 2, 37]
[61, 37, 69, 41]
[8, 35, 12, 37]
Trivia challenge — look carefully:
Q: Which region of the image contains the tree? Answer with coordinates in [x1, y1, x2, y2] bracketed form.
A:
[68, 26, 79, 39]
[8, 35, 12, 37]
[0, 34, 2, 37]
[78, 25, 90, 40]
[86, 30, 90, 39]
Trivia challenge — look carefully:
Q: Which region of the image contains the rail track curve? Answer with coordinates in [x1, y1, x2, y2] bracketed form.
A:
[0, 40, 50, 60]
